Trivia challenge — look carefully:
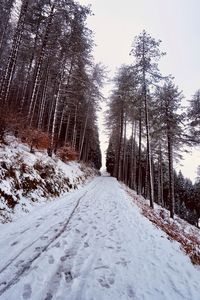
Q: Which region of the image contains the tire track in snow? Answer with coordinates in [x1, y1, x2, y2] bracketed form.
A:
[43, 181, 106, 300]
[0, 180, 101, 297]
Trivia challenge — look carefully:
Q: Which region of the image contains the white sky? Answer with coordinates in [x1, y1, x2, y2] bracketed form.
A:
[78, 0, 200, 181]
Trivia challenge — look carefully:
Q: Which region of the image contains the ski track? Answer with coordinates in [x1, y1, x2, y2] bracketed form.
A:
[0, 176, 200, 300]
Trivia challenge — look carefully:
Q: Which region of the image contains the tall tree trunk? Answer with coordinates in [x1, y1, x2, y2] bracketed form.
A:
[158, 141, 164, 206]
[143, 74, 154, 207]
[79, 107, 89, 161]
[132, 121, 137, 190]
[50, 67, 64, 154]
[137, 107, 142, 194]
[115, 110, 124, 180]
[64, 112, 71, 145]
[129, 121, 134, 188]
[37, 66, 49, 129]
[167, 130, 175, 218]
[27, 4, 55, 120]
[57, 105, 67, 142]
[72, 102, 78, 149]
[20, 18, 41, 113]
[0, 0, 29, 107]
[122, 114, 127, 182]
[144, 151, 149, 198]
[0, 1, 13, 60]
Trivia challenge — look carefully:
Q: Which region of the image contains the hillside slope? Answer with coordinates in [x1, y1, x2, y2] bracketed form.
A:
[0, 176, 199, 300]
[0, 136, 97, 223]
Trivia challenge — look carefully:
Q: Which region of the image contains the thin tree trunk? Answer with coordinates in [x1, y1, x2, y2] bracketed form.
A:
[129, 121, 134, 188]
[144, 151, 148, 198]
[50, 68, 64, 154]
[158, 141, 164, 206]
[27, 4, 55, 120]
[133, 121, 137, 190]
[0, 0, 29, 107]
[143, 77, 154, 207]
[20, 19, 41, 113]
[137, 107, 142, 194]
[57, 105, 66, 141]
[38, 66, 49, 129]
[122, 114, 127, 182]
[79, 108, 89, 161]
[64, 112, 71, 145]
[72, 103, 78, 149]
[167, 130, 175, 218]
[115, 109, 124, 180]
[0, 7, 12, 59]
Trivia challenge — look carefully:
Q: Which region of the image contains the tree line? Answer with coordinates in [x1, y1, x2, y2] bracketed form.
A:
[106, 31, 200, 226]
[0, 0, 102, 169]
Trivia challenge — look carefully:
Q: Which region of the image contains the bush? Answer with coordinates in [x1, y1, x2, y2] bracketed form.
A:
[57, 145, 77, 162]
[21, 129, 50, 152]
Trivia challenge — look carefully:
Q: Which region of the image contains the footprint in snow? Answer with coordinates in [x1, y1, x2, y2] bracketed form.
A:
[54, 242, 60, 248]
[98, 274, 115, 289]
[10, 241, 18, 246]
[81, 233, 87, 238]
[127, 286, 135, 299]
[94, 265, 109, 270]
[22, 284, 32, 299]
[48, 255, 55, 264]
[0, 281, 7, 287]
[44, 292, 53, 300]
[98, 278, 110, 289]
[64, 271, 73, 283]
[40, 236, 48, 241]
[35, 246, 42, 252]
[84, 241, 89, 248]
[15, 259, 24, 267]
[20, 228, 30, 234]
[107, 245, 114, 250]
[60, 255, 69, 262]
[116, 258, 130, 267]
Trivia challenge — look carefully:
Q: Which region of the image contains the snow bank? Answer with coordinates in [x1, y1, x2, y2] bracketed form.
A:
[123, 184, 200, 265]
[0, 136, 98, 223]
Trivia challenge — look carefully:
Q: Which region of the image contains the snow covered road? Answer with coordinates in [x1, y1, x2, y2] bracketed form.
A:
[0, 175, 200, 300]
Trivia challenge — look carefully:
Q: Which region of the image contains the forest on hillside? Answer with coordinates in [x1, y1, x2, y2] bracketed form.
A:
[106, 31, 200, 227]
[0, 0, 102, 169]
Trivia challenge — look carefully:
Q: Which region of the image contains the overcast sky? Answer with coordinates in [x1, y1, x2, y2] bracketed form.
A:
[78, 0, 200, 180]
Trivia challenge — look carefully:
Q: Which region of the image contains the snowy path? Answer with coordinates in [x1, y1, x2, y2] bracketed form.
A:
[0, 176, 200, 300]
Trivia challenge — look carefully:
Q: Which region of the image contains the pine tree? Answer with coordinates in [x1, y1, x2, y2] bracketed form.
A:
[155, 80, 184, 218]
[187, 89, 200, 143]
[130, 30, 165, 208]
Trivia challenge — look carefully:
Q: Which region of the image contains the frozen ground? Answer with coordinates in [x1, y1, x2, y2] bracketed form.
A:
[0, 175, 200, 300]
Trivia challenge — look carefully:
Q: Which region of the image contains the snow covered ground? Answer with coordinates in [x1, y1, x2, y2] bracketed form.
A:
[0, 175, 200, 300]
